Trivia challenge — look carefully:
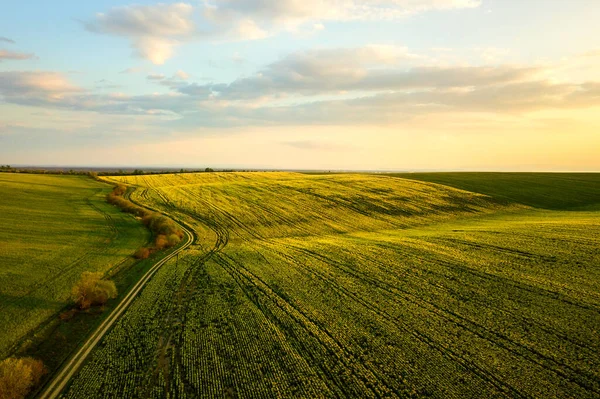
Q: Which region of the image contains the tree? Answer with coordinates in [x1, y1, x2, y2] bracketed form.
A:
[71, 272, 117, 310]
[205, 167, 214, 172]
[134, 247, 151, 260]
[155, 235, 169, 249]
[167, 234, 181, 247]
[0, 357, 46, 399]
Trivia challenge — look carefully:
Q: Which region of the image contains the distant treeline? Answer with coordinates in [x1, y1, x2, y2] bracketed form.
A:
[0, 166, 242, 176]
[106, 185, 184, 258]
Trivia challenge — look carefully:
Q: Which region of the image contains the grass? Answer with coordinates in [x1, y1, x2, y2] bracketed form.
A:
[61, 172, 600, 398]
[386, 172, 600, 210]
[0, 173, 149, 359]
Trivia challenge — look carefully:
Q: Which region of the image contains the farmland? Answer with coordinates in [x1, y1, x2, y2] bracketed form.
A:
[387, 172, 600, 210]
[62, 172, 600, 398]
[0, 173, 148, 359]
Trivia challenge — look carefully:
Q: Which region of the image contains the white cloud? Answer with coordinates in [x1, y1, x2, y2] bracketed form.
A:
[87, 3, 194, 36]
[0, 71, 82, 107]
[201, 0, 480, 40]
[132, 37, 177, 65]
[175, 70, 190, 80]
[86, 1, 480, 62]
[0, 37, 15, 44]
[176, 46, 537, 99]
[86, 3, 194, 64]
[4, 44, 599, 130]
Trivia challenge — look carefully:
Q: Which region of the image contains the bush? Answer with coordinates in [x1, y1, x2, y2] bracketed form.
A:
[71, 272, 118, 310]
[134, 247, 151, 260]
[168, 234, 181, 247]
[0, 357, 46, 399]
[154, 235, 169, 250]
[106, 184, 184, 252]
[113, 184, 127, 196]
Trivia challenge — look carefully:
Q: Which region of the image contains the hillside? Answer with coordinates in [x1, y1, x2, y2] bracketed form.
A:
[62, 172, 600, 398]
[110, 172, 519, 240]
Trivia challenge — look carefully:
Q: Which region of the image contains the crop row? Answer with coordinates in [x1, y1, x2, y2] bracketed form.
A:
[63, 173, 600, 398]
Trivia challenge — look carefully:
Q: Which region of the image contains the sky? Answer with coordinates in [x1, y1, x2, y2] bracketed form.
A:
[1, 0, 599, 171]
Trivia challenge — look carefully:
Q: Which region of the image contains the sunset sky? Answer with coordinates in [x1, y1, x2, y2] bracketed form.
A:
[1, 0, 599, 170]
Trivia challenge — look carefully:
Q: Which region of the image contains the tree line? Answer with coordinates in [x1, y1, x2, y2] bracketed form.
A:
[106, 185, 184, 259]
[0, 167, 233, 176]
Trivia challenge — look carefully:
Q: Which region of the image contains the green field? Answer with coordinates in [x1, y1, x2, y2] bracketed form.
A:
[0, 173, 149, 358]
[387, 172, 600, 210]
[62, 172, 600, 398]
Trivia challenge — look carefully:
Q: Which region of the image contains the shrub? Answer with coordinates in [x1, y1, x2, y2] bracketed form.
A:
[106, 184, 184, 252]
[113, 185, 127, 196]
[168, 234, 181, 247]
[71, 272, 118, 310]
[155, 235, 169, 250]
[134, 247, 151, 260]
[0, 357, 46, 399]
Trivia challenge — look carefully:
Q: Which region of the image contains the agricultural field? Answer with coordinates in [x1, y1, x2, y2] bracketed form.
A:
[62, 172, 600, 398]
[0, 173, 148, 359]
[388, 172, 600, 210]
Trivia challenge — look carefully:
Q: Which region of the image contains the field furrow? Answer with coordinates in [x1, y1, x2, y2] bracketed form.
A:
[63, 172, 600, 398]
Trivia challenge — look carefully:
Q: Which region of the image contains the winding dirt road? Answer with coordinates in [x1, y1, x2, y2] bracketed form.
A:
[37, 192, 194, 399]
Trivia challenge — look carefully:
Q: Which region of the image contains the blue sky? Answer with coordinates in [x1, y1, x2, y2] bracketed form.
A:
[1, 1, 599, 170]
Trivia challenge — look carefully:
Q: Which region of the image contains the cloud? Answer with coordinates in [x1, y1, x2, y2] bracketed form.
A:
[200, 0, 480, 41]
[148, 71, 192, 90]
[174, 46, 539, 99]
[147, 73, 166, 80]
[85, 3, 195, 64]
[132, 37, 177, 65]
[275, 80, 600, 123]
[95, 79, 122, 90]
[2, 45, 599, 130]
[86, 3, 194, 36]
[175, 70, 189, 80]
[204, 0, 480, 25]
[0, 49, 36, 62]
[86, 1, 480, 63]
[148, 77, 600, 129]
[0, 71, 81, 101]
[0, 37, 15, 44]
